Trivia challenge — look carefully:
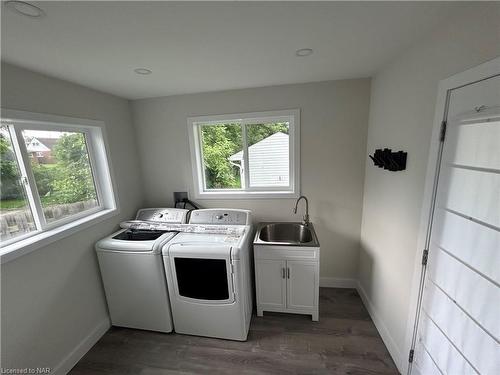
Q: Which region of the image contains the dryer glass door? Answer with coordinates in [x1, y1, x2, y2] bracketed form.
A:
[174, 257, 230, 301]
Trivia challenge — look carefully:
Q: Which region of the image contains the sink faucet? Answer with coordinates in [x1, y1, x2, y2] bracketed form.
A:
[293, 196, 310, 226]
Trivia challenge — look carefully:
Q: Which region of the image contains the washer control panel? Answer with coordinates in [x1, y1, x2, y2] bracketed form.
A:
[189, 209, 251, 225]
[135, 208, 188, 224]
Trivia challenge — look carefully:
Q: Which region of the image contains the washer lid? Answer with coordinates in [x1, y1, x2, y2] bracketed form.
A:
[112, 229, 167, 241]
[96, 230, 177, 253]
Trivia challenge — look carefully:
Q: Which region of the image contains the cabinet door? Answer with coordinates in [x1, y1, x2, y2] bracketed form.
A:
[286, 260, 317, 310]
[256, 259, 286, 309]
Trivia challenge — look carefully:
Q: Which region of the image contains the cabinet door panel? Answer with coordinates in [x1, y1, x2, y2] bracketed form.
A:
[286, 260, 317, 310]
[256, 259, 286, 309]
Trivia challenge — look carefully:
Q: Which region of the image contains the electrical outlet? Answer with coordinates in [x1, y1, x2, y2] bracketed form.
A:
[173, 191, 188, 203]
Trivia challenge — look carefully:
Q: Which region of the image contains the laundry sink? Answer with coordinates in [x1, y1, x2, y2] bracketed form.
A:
[254, 222, 320, 247]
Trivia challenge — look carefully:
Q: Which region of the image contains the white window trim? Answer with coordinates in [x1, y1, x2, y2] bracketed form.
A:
[187, 109, 300, 200]
[0, 109, 119, 263]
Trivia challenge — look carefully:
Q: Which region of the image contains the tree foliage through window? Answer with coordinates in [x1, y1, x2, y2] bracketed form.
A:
[1, 130, 97, 211]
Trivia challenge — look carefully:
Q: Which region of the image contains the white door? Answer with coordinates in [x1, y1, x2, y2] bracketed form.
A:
[255, 259, 286, 309]
[412, 75, 500, 374]
[286, 260, 317, 310]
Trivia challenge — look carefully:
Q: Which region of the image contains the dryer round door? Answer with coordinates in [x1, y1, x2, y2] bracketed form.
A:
[168, 243, 235, 304]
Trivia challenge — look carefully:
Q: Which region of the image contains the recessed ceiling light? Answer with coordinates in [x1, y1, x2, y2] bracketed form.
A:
[5, 1, 45, 18]
[134, 68, 152, 75]
[296, 48, 314, 57]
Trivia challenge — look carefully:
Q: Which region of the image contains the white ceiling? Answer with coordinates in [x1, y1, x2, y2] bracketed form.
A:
[2, 1, 462, 100]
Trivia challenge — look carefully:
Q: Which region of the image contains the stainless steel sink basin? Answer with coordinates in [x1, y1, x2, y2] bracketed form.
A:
[254, 222, 320, 247]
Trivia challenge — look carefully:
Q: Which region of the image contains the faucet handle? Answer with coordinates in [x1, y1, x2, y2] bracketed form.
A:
[303, 214, 310, 226]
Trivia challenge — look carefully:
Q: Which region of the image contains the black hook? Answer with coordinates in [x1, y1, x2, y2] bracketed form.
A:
[369, 148, 407, 171]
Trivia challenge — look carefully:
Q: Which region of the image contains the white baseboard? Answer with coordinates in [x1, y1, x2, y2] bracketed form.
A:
[356, 281, 403, 373]
[52, 318, 110, 375]
[320, 277, 357, 288]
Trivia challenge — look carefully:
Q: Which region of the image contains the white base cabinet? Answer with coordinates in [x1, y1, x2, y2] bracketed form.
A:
[254, 245, 319, 321]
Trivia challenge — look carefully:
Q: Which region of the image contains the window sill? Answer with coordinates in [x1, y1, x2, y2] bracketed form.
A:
[194, 191, 300, 200]
[0, 208, 119, 264]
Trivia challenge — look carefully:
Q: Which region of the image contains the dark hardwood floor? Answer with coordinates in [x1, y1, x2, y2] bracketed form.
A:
[71, 288, 398, 375]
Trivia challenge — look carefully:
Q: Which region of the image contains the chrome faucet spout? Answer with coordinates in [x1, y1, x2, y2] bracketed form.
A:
[293, 196, 310, 226]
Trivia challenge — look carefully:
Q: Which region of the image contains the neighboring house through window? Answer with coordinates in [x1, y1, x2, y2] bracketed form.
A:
[228, 131, 290, 188]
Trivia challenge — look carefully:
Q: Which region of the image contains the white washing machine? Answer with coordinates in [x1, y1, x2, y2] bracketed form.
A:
[162, 209, 253, 341]
[95, 208, 188, 332]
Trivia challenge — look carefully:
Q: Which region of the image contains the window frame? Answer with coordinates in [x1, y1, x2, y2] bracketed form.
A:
[0, 109, 118, 256]
[187, 109, 300, 199]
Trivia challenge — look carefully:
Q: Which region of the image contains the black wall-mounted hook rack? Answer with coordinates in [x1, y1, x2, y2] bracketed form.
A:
[369, 148, 407, 171]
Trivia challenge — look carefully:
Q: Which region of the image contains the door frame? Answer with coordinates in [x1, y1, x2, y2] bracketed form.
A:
[403, 56, 500, 375]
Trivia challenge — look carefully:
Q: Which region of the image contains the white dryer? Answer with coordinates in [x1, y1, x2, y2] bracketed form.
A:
[162, 209, 253, 341]
[96, 208, 188, 332]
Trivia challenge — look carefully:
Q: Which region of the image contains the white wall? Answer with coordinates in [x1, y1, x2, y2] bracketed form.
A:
[132, 79, 371, 283]
[358, 4, 500, 371]
[0, 63, 144, 371]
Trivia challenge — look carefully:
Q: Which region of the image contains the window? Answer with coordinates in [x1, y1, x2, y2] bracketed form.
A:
[1, 109, 116, 248]
[188, 109, 300, 199]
